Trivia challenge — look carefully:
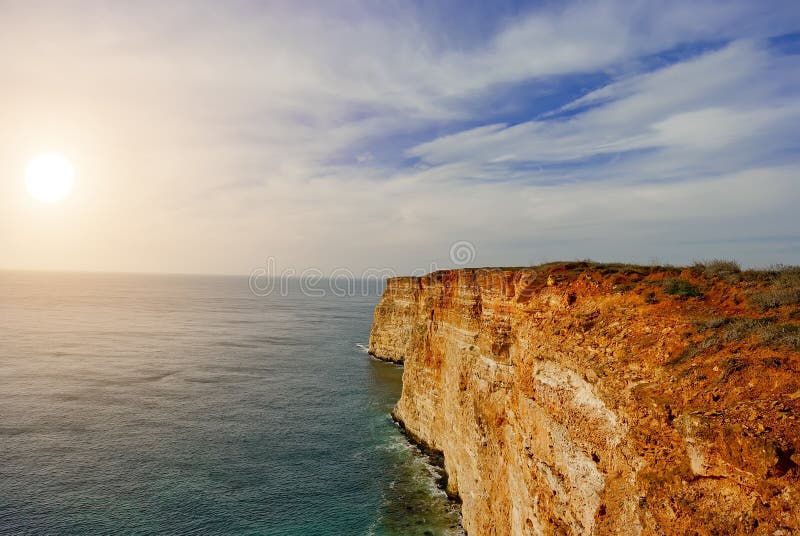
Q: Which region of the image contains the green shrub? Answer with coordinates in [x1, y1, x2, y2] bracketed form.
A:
[663, 278, 703, 298]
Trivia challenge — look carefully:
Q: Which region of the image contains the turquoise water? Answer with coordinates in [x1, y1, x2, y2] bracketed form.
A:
[0, 272, 461, 535]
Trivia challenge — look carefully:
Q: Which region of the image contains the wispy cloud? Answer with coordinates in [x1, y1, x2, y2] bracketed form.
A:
[1, 1, 799, 273]
[409, 41, 800, 169]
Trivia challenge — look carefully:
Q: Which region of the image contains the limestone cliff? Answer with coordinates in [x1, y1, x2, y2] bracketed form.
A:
[369, 263, 800, 536]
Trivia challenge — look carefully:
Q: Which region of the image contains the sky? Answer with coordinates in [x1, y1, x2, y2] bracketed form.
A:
[1, 0, 800, 275]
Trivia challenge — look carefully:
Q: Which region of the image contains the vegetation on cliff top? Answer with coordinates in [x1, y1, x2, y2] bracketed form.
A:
[428, 258, 800, 358]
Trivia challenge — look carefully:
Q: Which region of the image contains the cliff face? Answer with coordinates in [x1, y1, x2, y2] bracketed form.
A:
[369, 264, 800, 536]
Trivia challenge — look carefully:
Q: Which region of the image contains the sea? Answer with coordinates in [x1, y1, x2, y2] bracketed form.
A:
[0, 271, 462, 535]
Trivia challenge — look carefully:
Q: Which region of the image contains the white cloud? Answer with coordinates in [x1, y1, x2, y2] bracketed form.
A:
[1, 1, 799, 273]
[408, 41, 800, 182]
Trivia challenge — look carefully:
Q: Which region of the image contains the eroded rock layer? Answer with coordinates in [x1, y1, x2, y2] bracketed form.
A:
[369, 265, 800, 535]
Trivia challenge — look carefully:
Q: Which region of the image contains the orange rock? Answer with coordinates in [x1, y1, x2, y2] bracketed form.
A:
[369, 265, 800, 536]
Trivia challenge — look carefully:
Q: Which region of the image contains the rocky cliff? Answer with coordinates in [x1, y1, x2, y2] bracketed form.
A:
[369, 263, 800, 536]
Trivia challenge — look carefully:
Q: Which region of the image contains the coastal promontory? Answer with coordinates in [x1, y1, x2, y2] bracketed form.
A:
[370, 262, 800, 535]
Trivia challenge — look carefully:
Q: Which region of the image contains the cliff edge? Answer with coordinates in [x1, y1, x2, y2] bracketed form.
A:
[369, 262, 800, 535]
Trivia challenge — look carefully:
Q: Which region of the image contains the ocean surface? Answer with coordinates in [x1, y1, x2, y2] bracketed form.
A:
[0, 271, 461, 535]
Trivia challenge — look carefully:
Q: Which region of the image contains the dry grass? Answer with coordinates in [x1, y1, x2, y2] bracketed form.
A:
[748, 265, 800, 309]
[750, 289, 800, 309]
[719, 357, 746, 383]
[670, 336, 719, 365]
[759, 323, 800, 349]
[692, 259, 741, 277]
[674, 316, 800, 368]
[697, 316, 800, 350]
[516, 261, 799, 312]
[528, 260, 678, 276]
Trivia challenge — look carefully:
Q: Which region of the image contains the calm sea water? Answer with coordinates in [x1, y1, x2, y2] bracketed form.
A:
[0, 272, 461, 535]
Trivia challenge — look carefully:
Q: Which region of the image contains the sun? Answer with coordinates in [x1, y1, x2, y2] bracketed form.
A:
[25, 153, 75, 203]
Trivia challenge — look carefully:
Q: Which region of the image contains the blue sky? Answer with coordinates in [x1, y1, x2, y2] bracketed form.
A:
[2, 1, 800, 274]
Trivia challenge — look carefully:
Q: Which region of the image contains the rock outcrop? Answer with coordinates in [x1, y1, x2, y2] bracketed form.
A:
[369, 264, 800, 535]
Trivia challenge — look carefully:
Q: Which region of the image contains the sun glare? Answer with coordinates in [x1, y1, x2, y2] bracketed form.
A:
[25, 153, 75, 203]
